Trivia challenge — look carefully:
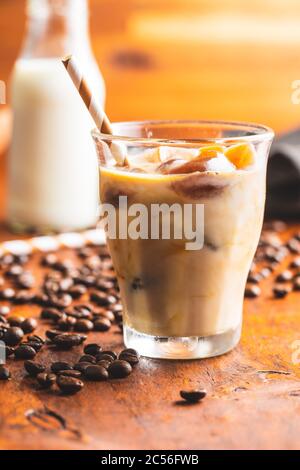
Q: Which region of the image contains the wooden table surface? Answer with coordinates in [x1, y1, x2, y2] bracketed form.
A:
[1, 0, 300, 451]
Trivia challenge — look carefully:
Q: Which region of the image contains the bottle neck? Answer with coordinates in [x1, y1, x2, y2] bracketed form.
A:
[21, 0, 91, 59]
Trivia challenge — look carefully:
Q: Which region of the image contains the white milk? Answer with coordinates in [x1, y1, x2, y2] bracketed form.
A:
[8, 58, 104, 232]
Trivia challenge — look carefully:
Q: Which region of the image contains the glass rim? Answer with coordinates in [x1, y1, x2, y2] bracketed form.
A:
[92, 119, 274, 146]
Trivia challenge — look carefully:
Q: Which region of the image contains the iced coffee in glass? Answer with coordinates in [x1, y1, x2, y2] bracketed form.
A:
[93, 121, 274, 359]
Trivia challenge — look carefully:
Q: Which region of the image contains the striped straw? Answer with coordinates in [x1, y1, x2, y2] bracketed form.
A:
[62, 55, 113, 135]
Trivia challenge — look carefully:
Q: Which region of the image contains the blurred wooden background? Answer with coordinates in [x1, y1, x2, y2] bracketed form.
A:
[0, 0, 300, 133]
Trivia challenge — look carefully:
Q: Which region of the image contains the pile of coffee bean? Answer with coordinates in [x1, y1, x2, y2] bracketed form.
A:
[22, 345, 139, 395]
[245, 222, 300, 300]
[0, 245, 140, 393]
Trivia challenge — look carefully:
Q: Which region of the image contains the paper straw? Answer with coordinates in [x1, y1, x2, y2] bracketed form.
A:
[62, 55, 113, 135]
[62, 55, 128, 166]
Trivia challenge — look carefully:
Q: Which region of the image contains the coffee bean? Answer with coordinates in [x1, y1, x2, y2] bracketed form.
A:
[0, 365, 10, 380]
[84, 365, 108, 381]
[41, 254, 58, 267]
[108, 360, 132, 379]
[45, 329, 61, 341]
[259, 268, 272, 279]
[180, 389, 207, 403]
[53, 333, 86, 350]
[247, 273, 262, 284]
[119, 349, 140, 366]
[68, 305, 92, 319]
[24, 341, 43, 352]
[287, 239, 300, 254]
[51, 361, 73, 373]
[69, 285, 87, 299]
[0, 306, 10, 316]
[36, 372, 56, 389]
[293, 278, 300, 291]
[57, 317, 74, 331]
[94, 318, 111, 332]
[48, 293, 73, 309]
[74, 319, 94, 332]
[74, 362, 91, 373]
[24, 361, 46, 377]
[97, 350, 117, 361]
[84, 344, 102, 356]
[7, 316, 25, 327]
[58, 278, 74, 292]
[21, 318, 38, 334]
[95, 280, 114, 292]
[28, 335, 45, 345]
[96, 354, 114, 364]
[0, 288, 15, 300]
[40, 308, 64, 322]
[90, 292, 111, 307]
[56, 375, 84, 395]
[57, 370, 82, 378]
[244, 285, 261, 298]
[273, 284, 291, 299]
[276, 270, 293, 282]
[5, 346, 15, 357]
[96, 360, 111, 369]
[4, 327, 24, 346]
[13, 291, 35, 304]
[79, 354, 96, 364]
[5, 264, 23, 277]
[17, 272, 35, 289]
[15, 344, 37, 360]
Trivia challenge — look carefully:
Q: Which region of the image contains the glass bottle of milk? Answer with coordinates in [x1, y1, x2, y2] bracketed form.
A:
[8, 0, 105, 233]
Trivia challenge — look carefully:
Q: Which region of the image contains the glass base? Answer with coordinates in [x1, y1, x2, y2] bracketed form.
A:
[124, 324, 241, 360]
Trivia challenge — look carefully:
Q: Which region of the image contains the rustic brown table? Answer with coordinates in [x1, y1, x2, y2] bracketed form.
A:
[1, 0, 300, 451]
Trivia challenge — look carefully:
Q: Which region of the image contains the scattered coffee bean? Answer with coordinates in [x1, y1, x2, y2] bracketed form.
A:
[74, 362, 91, 373]
[94, 318, 111, 332]
[0, 306, 10, 316]
[287, 238, 300, 254]
[15, 344, 37, 360]
[41, 253, 58, 267]
[290, 257, 300, 269]
[247, 273, 262, 284]
[69, 285, 87, 299]
[21, 318, 38, 334]
[180, 389, 207, 403]
[7, 316, 25, 327]
[79, 354, 96, 364]
[5, 264, 23, 277]
[96, 360, 111, 369]
[98, 350, 117, 360]
[56, 375, 84, 395]
[108, 360, 132, 379]
[0, 288, 16, 300]
[41, 308, 64, 322]
[45, 329, 61, 341]
[84, 365, 108, 381]
[17, 272, 35, 289]
[0, 365, 10, 380]
[53, 333, 86, 350]
[119, 349, 140, 366]
[74, 319, 94, 332]
[273, 284, 291, 299]
[57, 370, 82, 378]
[51, 361, 73, 373]
[25, 341, 43, 352]
[37, 372, 56, 389]
[83, 343, 102, 356]
[244, 285, 261, 298]
[293, 278, 300, 291]
[276, 270, 293, 282]
[24, 361, 46, 377]
[4, 327, 24, 346]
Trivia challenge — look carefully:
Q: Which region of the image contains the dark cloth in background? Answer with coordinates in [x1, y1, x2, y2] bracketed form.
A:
[266, 128, 300, 219]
